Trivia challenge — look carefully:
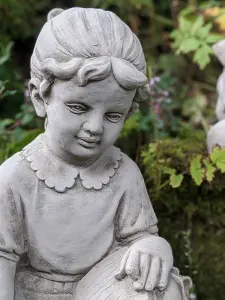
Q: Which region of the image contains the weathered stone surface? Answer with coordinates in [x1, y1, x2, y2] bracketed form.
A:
[0, 7, 190, 300]
[208, 40, 225, 152]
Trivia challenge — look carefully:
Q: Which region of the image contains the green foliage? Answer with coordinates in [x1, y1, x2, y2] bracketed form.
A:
[120, 113, 140, 138]
[0, 41, 18, 102]
[0, 102, 43, 164]
[75, 0, 159, 26]
[170, 172, 184, 188]
[190, 155, 205, 185]
[171, 14, 223, 69]
[0, 80, 16, 101]
[0, 40, 24, 117]
[0, 128, 43, 164]
[142, 137, 225, 188]
[203, 157, 216, 181]
[210, 146, 225, 172]
[181, 90, 210, 132]
[141, 131, 206, 191]
[120, 72, 213, 148]
[0, 41, 14, 66]
[0, 0, 53, 39]
[141, 133, 225, 300]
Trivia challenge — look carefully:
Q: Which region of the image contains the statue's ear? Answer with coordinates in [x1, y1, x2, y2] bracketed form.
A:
[29, 78, 46, 118]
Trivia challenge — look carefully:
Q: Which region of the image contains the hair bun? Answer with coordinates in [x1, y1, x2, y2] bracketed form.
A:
[47, 8, 64, 21]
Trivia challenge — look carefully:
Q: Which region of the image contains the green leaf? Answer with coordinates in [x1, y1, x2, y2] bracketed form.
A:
[21, 114, 34, 125]
[190, 155, 205, 185]
[193, 45, 212, 69]
[210, 146, 225, 173]
[203, 158, 216, 182]
[170, 172, 184, 188]
[0, 118, 14, 130]
[179, 17, 193, 32]
[154, 15, 174, 27]
[1, 90, 17, 99]
[191, 16, 204, 35]
[120, 113, 140, 138]
[198, 23, 213, 39]
[206, 34, 223, 44]
[162, 166, 175, 175]
[180, 6, 196, 17]
[0, 42, 14, 65]
[149, 143, 157, 153]
[179, 38, 201, 53]
[182, 92, 207, 124]
[170, 29, 179, 39]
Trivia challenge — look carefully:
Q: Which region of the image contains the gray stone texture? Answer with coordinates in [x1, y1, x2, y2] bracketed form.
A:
[0, 7, 191, 299]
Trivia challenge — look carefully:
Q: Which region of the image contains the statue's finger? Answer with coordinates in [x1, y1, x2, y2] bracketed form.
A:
[133, 253, 150, 291]
[157, 261, 171, 290]
[115, 249, 130, 280]
[125, 249, 140, 281]
[145, 256, 161, 291]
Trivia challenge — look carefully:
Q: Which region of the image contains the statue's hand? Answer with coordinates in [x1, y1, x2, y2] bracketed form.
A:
[115, 236, 173, 292]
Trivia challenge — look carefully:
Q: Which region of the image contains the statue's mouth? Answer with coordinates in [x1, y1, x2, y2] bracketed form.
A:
[76, 136, 100, 148]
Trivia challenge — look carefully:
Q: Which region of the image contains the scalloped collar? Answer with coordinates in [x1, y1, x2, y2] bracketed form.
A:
[22, 134, 121, 193]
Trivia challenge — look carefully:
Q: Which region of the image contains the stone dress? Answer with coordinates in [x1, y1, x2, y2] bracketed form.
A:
[0, 134, 190, 299]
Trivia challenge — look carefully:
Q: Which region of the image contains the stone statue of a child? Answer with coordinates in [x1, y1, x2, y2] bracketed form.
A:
[0, 7, 190, 300]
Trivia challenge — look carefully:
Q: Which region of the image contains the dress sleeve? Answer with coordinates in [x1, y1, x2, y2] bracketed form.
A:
[0, 171, 25, 262]
[115, 160, 158, 244]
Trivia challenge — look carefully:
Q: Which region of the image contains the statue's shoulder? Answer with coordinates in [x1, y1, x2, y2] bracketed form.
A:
[119, 150, 145, 183]
[0, 148, 29, 185]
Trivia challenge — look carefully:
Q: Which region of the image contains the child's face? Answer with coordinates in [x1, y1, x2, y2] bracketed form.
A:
[44, 75, 136, 164]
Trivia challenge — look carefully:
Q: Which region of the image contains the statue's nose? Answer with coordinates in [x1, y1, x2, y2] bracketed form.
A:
[82, 114, 104, 136]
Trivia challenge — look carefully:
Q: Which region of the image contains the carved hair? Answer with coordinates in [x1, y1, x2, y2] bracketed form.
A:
[31, 7, 150, 114]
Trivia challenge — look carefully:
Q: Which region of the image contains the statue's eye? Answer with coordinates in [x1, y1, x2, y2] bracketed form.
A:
[105, 113, 122, 123]
[66, 103, 87, 114]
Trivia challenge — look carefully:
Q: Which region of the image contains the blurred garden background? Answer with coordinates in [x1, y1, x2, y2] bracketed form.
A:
[1, 0, 225, 299]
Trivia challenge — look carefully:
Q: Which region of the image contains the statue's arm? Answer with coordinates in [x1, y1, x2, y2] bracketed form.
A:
[115, 159, 173, 291]
[0, 164, 25, 298]
[115, 161, 158, 244]
[0, 258, 16, 300]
